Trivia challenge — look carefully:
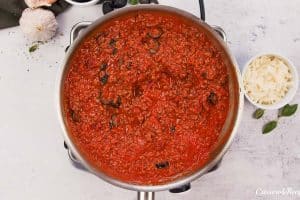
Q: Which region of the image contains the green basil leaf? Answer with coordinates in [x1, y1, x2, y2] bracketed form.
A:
[262, 121, 277, 134]
[279, 104, 298, 117]
[129, 0, 138, 5]
[29, 44, 38, 53]
[100, 73, 109, 85]
[100, 62, 108, 71]
[253, 108, 264, 119]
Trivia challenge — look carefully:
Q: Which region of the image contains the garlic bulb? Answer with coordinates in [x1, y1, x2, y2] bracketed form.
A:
[25, 0, 58, 8]
[19, 8, 58, 42]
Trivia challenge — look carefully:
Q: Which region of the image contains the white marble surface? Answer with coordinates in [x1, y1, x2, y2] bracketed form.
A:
[0, 0, 300, 199]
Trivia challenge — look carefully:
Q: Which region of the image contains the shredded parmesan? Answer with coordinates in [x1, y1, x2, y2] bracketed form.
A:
[243, 55, 293, 105]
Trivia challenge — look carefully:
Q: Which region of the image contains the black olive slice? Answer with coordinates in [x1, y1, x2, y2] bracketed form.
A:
[103, 1, 114, 14]
[139, 0, 150, 4]
[155, 161, 169, 169]
[148, 26, 164, 39]
[207, 92, 218, 105]
[114, 0, 127, 8]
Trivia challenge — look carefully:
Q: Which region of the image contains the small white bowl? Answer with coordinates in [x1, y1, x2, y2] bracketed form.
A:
[64, 0, 99, 6]
[242, 53, 299, 110]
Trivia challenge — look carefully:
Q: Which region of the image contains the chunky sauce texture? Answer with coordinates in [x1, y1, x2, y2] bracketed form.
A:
[63, 11, 229, 185]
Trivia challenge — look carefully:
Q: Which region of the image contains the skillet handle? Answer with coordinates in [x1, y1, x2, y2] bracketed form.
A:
[137, 192, 155, 200]
[65, 21, 93, 52]
[69, 21, 92, 44]
[64, 141, 81, 163]
[67, 148, 81, 163]
[199, 0, 205, 21]
[212, 26, 227, 43]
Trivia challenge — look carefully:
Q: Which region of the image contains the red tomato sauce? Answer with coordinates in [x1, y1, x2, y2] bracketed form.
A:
[63, 11, 229, 185]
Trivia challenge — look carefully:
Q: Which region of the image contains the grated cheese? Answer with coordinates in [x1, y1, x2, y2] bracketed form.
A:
[243, 55, 293, 105]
